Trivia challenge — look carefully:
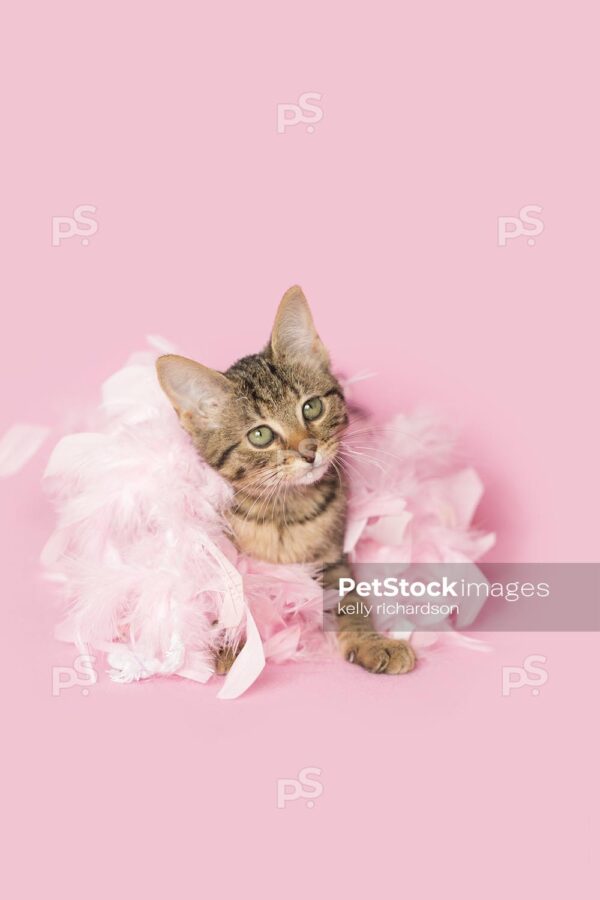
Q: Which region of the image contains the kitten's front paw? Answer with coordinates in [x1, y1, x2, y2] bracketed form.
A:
[339, 632, 416, 675]
[214, 644, 241, 675]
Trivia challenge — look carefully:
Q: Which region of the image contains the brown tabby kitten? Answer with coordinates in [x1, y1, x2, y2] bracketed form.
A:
[156, 286, 416, 676]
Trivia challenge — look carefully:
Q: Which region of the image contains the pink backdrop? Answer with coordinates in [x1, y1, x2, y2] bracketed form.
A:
[1, 2, 597, 898]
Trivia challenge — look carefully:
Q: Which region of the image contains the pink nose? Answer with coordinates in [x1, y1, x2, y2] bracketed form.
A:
[299, 446, 316, 464]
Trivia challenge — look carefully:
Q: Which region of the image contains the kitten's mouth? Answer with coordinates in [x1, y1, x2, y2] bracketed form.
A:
[290, 455, 332, 486]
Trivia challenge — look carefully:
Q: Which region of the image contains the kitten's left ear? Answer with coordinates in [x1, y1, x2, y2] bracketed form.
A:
[270, 285, 330, 370]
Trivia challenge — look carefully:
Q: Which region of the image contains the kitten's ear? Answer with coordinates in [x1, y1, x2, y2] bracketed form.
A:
[270, 285, 330, 370]
[156, 354, 231, 430]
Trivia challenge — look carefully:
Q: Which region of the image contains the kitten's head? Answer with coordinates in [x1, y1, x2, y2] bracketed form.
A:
[156, 286, 348, 493]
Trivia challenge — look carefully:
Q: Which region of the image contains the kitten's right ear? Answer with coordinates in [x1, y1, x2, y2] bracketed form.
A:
[270, 285, 330, 370]
[156, 354, 231, 430]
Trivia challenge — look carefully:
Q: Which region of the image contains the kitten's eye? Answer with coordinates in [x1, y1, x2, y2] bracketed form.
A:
[302, 397, 323, 421]
[247, 425, 275, 447]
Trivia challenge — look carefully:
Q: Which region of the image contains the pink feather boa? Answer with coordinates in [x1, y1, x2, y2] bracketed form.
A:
[42, 340, 495, 698]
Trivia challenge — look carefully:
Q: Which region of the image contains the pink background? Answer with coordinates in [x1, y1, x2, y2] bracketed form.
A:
[1, 2, 597, 898]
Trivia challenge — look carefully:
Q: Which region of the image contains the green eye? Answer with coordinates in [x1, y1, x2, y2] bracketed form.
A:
[302, 397, 323, 421]
[248, 425, 275, 447]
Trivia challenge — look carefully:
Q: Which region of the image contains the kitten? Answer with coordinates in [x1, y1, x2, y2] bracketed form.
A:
[156, 286, 416, 676]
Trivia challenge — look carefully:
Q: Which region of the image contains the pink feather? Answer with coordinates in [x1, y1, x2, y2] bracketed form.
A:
[41, 343, 495, 698]
[0, 423, 49, 477]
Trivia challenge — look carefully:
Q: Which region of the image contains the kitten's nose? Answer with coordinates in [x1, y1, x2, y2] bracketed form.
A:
[299, 446, 316, 464]
[290, 435, 318, 464]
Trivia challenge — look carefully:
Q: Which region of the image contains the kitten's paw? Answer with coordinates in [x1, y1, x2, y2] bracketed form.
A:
[214, 644, 241, 675]
[339, 633, 416, 675]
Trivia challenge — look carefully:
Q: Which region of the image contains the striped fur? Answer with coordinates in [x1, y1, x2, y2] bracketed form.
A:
[156, 286, 416, 676]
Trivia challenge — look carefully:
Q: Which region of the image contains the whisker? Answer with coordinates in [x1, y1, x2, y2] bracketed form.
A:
[330, 458, 344, 490]
[336, 453, 375, 482]
[230, 469, 277, 498]
[342, 421, 431, 452]
[281, 477, 290, 530]
[337, 448, 387, 474]
[255, 473, 284, 524]
[236, 471, 280, 525]
[342, 443, 408, 463]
